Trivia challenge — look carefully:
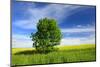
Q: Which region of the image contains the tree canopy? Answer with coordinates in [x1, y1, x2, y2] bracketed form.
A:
[30, 18, 62, 53]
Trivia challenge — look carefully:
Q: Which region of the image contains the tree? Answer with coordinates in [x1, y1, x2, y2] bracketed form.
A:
[30, 18, 62, 53]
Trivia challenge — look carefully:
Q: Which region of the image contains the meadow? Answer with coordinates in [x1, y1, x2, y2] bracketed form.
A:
[12, 44, 96, 66]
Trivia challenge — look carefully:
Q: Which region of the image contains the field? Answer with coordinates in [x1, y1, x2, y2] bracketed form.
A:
[12, 44, 96, 66]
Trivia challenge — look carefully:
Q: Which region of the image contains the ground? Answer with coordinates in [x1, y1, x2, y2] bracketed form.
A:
[12, 44, 96, 66]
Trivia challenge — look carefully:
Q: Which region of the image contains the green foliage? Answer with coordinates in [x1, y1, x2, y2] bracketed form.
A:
[30, 18, 62, 53]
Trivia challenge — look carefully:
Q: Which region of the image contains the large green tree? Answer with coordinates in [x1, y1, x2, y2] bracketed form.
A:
[30, 18, 62, 53]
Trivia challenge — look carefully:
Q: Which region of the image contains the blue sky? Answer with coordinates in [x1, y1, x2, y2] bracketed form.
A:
[12, 1, 96, 48]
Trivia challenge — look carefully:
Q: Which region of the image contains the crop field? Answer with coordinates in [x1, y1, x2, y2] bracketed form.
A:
[12, 44, 96, 66]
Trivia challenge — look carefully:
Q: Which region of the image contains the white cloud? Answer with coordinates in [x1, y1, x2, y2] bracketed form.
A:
[61, 38, 81, 45]
[60, 26, 95, 45]
[76, 25, 83, 28]
[14, 4, 83, 29]
[12, 39, 33, 48]
[81, 33, 95, 44]
[12, 34, 33, 48]
[61, 27, 95, 33]
[14, 20, 36, 29]
[60, 36, 95, 45]
[28, 4, 81, 20]
[12, 34, 30, 40]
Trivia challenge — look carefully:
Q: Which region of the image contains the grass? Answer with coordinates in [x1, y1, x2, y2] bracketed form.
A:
[12, 44, 96, 66]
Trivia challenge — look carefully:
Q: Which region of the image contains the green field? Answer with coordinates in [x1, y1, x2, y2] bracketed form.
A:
[12, 44, 96, 66]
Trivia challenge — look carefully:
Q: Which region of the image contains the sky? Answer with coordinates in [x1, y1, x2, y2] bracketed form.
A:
[12, 1, 96, 48]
